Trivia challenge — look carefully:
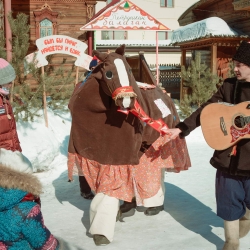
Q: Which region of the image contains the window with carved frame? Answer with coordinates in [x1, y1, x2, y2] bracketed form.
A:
[33, 5, 58, 40]
[40, 19, 53, 38]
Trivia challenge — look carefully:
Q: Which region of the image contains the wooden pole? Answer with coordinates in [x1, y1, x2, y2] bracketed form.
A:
[41, 66, 48, 127]
[211, 43, 217, 75]
[4, 0, 12, 62]
[75, 66, 79, 86]
[156, 31, 159, 85]
[180, 49, 186, 100]
[88, 31, 93, 56]
[10, 80, 14, 103]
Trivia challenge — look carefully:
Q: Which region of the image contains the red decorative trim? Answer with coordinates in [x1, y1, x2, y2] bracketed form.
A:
[118, 99, 168, 135]
[230, 125, 250, 143]
[112, 86, 134, 99]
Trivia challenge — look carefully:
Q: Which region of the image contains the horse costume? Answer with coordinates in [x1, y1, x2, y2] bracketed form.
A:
[68, 45, 191, 245]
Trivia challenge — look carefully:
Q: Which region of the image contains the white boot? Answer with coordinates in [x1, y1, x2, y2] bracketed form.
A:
[223, 220, 239, 250]
[89, 193, 119, 244]
[239, 208, 250, 238]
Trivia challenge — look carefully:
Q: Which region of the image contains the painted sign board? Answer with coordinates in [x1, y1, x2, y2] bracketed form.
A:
[80, 0, 170, 31]
[25, 35, 92, 70]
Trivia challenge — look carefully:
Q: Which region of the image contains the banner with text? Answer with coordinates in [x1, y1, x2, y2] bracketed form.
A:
[80, 0, 170, 31]
[27, 35, 92, 70]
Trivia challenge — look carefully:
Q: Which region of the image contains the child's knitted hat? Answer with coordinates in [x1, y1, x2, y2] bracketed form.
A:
[0, 58, 16, 85]
[233, 41, 250, 67]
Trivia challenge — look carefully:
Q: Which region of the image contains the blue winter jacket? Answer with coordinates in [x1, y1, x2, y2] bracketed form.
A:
[0, 164, 59, 250]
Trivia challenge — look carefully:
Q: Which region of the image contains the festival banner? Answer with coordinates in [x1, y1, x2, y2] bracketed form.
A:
[25, 35, 92, 70]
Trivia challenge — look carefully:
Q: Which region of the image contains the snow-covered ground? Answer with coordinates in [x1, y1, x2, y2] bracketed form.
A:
[17, 108, 250, 250]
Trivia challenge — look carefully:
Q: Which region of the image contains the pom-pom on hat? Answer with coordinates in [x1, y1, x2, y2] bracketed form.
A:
[0, 58, 16, 85]
[89, 56, 98, 70]
[233, 41, 250, 67]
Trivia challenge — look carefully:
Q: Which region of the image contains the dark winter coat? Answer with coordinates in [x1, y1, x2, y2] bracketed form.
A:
[0, 93, 21, 152]
[177, 77, 250, 177]
[0, 164, 59, 250]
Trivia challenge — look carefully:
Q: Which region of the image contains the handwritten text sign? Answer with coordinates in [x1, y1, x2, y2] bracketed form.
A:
[80, 0, 169, 31]
[35, 35, 92, 69]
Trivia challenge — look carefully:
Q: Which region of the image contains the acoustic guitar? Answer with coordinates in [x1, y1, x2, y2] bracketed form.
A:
[200, 101, 250, 150]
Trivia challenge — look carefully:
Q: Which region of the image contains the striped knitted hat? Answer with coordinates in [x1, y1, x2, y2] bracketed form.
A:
[0, 58, 16, 85]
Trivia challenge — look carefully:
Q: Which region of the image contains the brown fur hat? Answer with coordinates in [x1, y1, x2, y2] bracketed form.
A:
[0, 148, 42, 196]
[0, 163, 42, 196]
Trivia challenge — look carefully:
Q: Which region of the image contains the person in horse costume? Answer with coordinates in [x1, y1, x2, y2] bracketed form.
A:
[68, 57, 99, 200]
[68, 45, 191, 246]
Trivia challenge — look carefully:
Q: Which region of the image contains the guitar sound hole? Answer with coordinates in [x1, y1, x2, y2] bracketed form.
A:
[234, 115, 245, 128]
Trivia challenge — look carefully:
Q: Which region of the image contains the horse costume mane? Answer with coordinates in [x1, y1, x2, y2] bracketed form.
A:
[68, 45, 184, 166]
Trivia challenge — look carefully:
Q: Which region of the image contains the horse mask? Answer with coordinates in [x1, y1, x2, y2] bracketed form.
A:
[92, 44, 138, 109]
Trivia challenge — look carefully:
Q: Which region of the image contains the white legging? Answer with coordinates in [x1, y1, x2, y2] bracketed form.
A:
[89, 169, 166, 241]
[89, 193, 119, 242]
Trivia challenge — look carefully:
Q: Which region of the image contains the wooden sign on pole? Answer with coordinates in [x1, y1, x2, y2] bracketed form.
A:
[24, 35, 93, 127]
[41, 66, 48, 127]
[75, 66, 79, 86]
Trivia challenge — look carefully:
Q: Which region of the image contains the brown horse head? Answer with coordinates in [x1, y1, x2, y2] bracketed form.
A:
[92, 44, 137, 109]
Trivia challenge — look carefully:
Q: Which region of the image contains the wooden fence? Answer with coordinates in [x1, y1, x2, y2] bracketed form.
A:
[150, 64, 181, 99]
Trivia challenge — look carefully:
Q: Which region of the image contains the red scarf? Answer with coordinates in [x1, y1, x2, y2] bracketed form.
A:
[21, 193, 41, 206]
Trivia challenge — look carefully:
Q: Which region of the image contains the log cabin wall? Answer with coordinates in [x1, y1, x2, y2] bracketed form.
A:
[194, 47, 236, 79]
[10, 0, 99, 85]
[217, 46, 236, 79]
[11, 0, 97, 53]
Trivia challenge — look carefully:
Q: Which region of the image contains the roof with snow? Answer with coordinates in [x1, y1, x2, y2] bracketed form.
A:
[80, 0, 170, 31]
[170, 17, 246, 44]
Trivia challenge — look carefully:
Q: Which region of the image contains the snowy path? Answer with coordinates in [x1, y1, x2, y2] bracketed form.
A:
[32, 126, 250, 250]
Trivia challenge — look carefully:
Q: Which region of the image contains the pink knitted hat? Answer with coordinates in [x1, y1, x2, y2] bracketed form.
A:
[0, 58, 16, 85]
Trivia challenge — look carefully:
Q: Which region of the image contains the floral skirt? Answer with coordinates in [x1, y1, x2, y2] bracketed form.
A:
[68, 136, 191, 202]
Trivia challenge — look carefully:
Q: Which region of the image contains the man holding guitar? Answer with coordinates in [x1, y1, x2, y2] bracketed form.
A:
[167, 41, 250, 250]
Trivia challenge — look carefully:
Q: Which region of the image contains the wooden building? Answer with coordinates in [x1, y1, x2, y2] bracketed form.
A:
[178, 0, 250, 33]
[0, 0, 160, 91]
[171, 0, 250, 99]
[1, 0, 106, 70]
